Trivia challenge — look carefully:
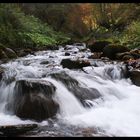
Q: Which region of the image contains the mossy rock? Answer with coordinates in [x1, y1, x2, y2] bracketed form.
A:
[103, 44, 130, 60]
[0, 49, 8, 59]
[87, 40, 111, 52]
[3, 48, 18, 59]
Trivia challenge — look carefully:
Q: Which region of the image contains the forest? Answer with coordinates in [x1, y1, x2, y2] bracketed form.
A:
[1, 4, 140, 52]
[0, 3, 140, 137]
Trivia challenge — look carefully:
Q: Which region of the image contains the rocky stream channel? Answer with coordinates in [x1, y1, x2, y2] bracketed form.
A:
[0, 43, 140, 137]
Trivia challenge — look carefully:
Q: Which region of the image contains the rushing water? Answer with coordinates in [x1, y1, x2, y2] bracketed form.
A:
[0, 45, 140, 136]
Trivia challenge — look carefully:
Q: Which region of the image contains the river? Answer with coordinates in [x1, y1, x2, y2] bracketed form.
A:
[0, 44, 140, 137]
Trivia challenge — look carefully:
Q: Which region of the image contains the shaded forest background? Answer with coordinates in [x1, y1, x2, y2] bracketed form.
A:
[1, 3, 140, 50]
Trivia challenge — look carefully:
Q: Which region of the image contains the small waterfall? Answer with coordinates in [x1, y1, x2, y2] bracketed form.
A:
[46, 78, 86, 117]
[0, 45, 140, 136]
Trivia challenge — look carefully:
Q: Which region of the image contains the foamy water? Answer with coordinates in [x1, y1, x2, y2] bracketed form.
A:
[0, 45, 140, 136]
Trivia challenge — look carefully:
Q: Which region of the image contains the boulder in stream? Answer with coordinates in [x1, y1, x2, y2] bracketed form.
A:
[129, 70, 140, 86]
[6, 79, 59, 122]
[125, 59, 140, 86]
[103, 44, 130, 60]
[88, 41, 111, 52]
[61, 59, 91, 69]
[50, 71, 101, 107]
[3, 48, 18, 59]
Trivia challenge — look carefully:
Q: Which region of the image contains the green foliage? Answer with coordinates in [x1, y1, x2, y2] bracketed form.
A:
[110, 21, 140, 49]
[0, 4, 70, 49]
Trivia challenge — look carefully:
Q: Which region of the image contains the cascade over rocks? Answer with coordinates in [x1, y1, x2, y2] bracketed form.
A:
[50, 71, 101, 107]
[6, 79, 59, 122]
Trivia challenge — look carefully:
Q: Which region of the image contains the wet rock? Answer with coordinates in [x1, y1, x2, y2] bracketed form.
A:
[24, 49, 34, 54]
[61, 59, 91, 69]
[116, 49, 140, 60]
[130, 49, 140, 59]
[0, 124, 38, 136]
[129, 70, 140, 86]
[40, 61, 49, 65]
[0, 66, 5, 81]
[3, 48, 18, 59]
[6, 79, 59, 122]
[50, 71, 101, 107]
[88, 52, 103, 59]
[73, 43, 85, 46]
[116, 52, 130, 60]
[18, 49, 35, 57]
[101, 57, 110, 61]
[18, 50, 28, 57]
[64, 45, 74, 50]
[0, 49, 8, 59]
[125, 59, 140, 70]
[88, 41, 111, 52]
[122, 55, 134, 61]
[125, 59, 140, 86]
[103, 44, 130, 60]
[65, 52, 70, 56]
[46, 45, 59, 50]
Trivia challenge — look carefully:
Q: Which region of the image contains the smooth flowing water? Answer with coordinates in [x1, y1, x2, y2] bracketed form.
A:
[0, 45, 140, 136]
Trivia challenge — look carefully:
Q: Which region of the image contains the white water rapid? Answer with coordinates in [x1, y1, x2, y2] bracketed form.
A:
[0, 45, 140, 136]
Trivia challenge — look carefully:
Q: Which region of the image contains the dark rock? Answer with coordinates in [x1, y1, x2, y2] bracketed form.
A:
[125, 59, 140, 86]
[40, 61, 49, 65]
[18, 49, 35, 57]
[0, 66, 5, 81]
[103, 44, 130, 60]
[6, 79, 59, 122]
[46, 45, 59, 50]
[101, 57, 110, 61]
[116, 52, 130, 60]
[18, 50, 28, 57]
[130, 49, 140, 59]
[88, 41, 111, 52]
[61, 59, 91, 69]
[3, 48, 18, 59]
[129, 70, 140, 86]
[122, 55, 134, 61]
[0, 124, 38, 136]
[24, 49, 33, 54]
[73, 43, 84, 46]
[50, 71, 101, 107]
[0, 49, 8, 59]
[116, 49, 140, 60]
[65, 52, 70, 56]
